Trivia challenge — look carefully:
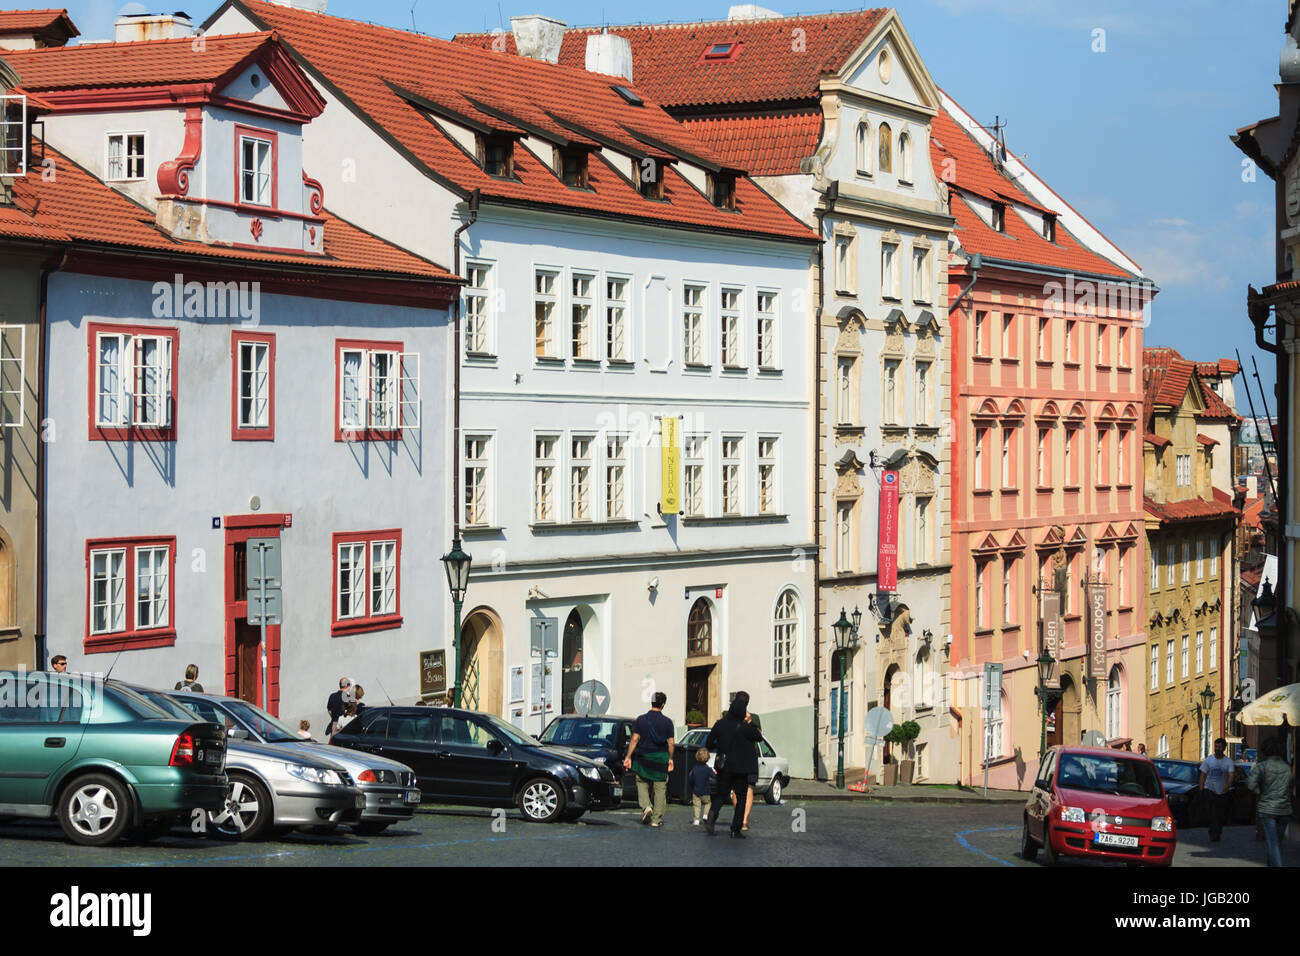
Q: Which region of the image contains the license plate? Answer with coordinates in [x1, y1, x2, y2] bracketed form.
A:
[612, 786, 622, 798]
[404, 790, 421, 805]
[1094, 832, 1139, 848]
[355, 795, 366, 808]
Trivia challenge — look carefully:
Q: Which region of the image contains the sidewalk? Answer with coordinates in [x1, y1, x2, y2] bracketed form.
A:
[785, 779, 1026, 805]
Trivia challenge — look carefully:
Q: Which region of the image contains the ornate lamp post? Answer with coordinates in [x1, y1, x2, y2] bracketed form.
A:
[1035, 647, 1056, 761]
[832, 607, 859, 789]
[1199, 682, 1216, 755]
[440, 538, 472, 708]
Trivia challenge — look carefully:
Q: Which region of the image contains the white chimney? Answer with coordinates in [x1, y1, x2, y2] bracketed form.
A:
[267, 0, 329, 11]
[727, 4, 782, 19]
[114, 12, 194, 42]
[585, 30, 632, 82]
[510, 14, 565, 64]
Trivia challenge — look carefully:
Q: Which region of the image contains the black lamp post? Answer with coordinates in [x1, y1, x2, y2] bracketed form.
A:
[832, 608, 859, 789]
[1199, 683, 1216, 754]
[1035, 647, 1055, 761]
[441, 538, 472, 707]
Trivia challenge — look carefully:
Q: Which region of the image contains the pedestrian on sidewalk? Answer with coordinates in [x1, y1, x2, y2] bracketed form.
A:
[174, 664, 203, 693]
[624, 691, 675, 828]
[326, 677, 351, 735]
[689, 748, 715, 826]
[1247, 737, 1293, 867]
[704, 691, 762, 838]
[1198, 738, 1236, 842]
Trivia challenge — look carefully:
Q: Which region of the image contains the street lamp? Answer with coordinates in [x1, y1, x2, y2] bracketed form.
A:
[1035, 647, 1055, 761]
[832, 608, 859, 789]
[1199, 683, 1215, 713]
[441, 538, 472, 708]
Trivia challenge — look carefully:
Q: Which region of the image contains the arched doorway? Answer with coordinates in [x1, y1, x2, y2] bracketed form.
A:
[882, 664, 901, 762]
[1059, 674, 1081, 746]
[460, 608, 503, 715]
[1178, 724, 1189, 760]
[686, 597, 718, 724]
[561, 608, 583, 713]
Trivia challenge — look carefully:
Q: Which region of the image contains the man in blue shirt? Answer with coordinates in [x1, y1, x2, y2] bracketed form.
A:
[624, 691, 675, 827]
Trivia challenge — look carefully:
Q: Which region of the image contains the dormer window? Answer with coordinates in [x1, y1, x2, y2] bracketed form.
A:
[639, 158, 664, 200]
[557, 145, 589, 189]
[479, 133, 514, 178]
[238, 128, 275, 207]
[106, 132, 146, 182]
[991, 202, 1006, 233]
[1043, 213, 1057, 242]
[709, 171, 736, 210]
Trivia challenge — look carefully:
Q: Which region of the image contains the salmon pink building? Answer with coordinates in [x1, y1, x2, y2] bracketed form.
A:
[936, 93, 1156, 788]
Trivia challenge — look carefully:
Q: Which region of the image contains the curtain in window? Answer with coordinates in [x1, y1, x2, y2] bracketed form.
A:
[341, 350, 364, 428]
[107, 135, 124, 180]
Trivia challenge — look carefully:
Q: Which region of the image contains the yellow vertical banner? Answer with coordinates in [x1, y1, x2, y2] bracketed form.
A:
[660, 415, 680, 514]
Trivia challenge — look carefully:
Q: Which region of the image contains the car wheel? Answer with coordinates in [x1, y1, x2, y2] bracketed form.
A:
[764, 776, 784, 805]
[58, 774, 132, 847]
[1020, 818, 1039, 862]
[1042, 827, 1059, 866]
[206, 775, 271, 841]
[353, 821, 391, 836]
[517, 777, 566, 823]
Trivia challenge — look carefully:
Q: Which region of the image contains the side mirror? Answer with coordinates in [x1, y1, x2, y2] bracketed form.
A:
[486, 738, 506, 756]
[228, 728, 250, 740]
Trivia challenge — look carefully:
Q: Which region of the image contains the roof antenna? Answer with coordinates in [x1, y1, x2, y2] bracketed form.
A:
[410, 0, 420, 33]
[498, 2, 505, 30]
[375, 675, 395, 707]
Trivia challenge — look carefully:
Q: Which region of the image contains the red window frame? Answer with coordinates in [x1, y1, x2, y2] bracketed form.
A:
[83, 535, 178, 653]
[230, 330, 276, 440]
[334, 338, 404, 442]
[233, 123, 279, 210]
[331, 529, 402, 636]
[86, 322, 180, 442]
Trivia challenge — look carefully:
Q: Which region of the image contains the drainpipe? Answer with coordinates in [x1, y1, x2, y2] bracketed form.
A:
[948, 251, 982, 316]
[812, 182, 835, 781]
[450, 188, 480, 543]
[36, 251, 66, 670]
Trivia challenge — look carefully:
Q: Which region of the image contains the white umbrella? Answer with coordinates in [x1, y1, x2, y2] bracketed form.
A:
[1239, 683, 1300, 726]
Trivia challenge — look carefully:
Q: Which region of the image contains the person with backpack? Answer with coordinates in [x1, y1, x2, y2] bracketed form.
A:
[623, 691, 675, 828]
[1248, 737, 1294, 867]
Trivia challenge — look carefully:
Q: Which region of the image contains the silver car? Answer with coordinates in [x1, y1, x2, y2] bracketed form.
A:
[169, 692, 420, 835]
[676, 727, 791, 804]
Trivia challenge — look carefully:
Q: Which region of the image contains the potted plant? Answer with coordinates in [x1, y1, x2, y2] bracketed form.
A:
[885, 721, 921, 784]
[685, 709, 706, 728]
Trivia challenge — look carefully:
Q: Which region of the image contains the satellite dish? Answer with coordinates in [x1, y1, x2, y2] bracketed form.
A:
[572, 679, 611, 716]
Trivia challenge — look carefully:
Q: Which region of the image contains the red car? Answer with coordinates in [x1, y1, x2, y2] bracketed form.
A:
[1021, 746, 1176, 867]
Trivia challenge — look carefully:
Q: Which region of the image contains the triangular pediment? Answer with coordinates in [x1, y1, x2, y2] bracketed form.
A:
[1004, 530, 1027, 550]
[838, 12, 941, 115]
[974, 532, 1001, 553]
[1068, 526, 1088, 545]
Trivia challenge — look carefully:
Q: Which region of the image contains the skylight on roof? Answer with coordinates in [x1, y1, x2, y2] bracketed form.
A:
[612, 85, 642, 105]
[702, 41, 740, 61]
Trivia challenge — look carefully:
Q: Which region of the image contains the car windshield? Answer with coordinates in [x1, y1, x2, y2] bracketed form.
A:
[1153, 760, 1199, 785]
[539, 718, 620, 748]
[224, 699, 302, 743]
[481, 714, 542, 747]
[1057, 754, 1163, 798]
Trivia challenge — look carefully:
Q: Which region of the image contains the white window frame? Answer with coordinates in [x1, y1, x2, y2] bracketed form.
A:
[1210, 627, 1218, 671]
[1166, 544, 1176, 587]
[339, 348, 419, 434]
[721, 435, 743, 516]
[911, 244, 931, 304]
[463, 433, 492, 528]
[1106, 668, 1121, 739]
[1182, 541, 1191, 585]
[855, 120, 872, 177]
[1196, 630, 1204, 674]
[683, 283, 707, 366]
[532, 433, 559, 523]
[984, 687, 1005, 760]
[881, 239, 901, 300]
[1196, 538, 1204, 580]
[0, 94, 27, 177]
[836, 356, 856, 426]
[898, 129, 913, 184]
[235, 338, 271, 431]
[834, 235, 856, 295]
[238, 134, 273, 206]
[605, 432, 629, 521]
[464, 261, 494, 356]
[89, 548, 127, 635]
[1166, 639, 1174, 685]
[915, 360, 930, 425]
[757, 435, 779, 515]
[95, 330, 174, 429]
[369, 539, 397, 617]
[720, 287, 744, 368]
[1150, 644, 1159, 691]
[571, 271, 596, 361]
[1156, 734, 1169, 759]
[836, 501, 854, 573]
[106, 131, 147, 182]
[0, 325, 24, 428]
[915, 496, 931, 566]
[534, 268, 560, 360]
[756, 290, 778, 370]
[570, 434, 595, 521]
[1181, 634, 1189, 680]
[336, 541, 367, 620]
[605, 274, 630, 362]
[772, 588, 800, 679]
[974, 426, 987, 490]
[1151, 547, 1159, 592]
[883, 359, 900, 425]
[684, 434, 707, 517]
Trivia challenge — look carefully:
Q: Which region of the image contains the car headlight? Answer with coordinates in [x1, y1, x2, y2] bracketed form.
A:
[286, 763, 343, 786]
[1152, 816, 1174, 832]
[581, 766, 602, 781]
[1059, 806, 1086, 823]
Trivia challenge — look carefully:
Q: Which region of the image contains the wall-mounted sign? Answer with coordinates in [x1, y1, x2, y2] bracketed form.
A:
[660, 415, 680, 514]
[1041, 590, 1062, 689]
[878, 469, 900, 592]
[419, 650, 446, 698]
[1086, 584, 1108, 679]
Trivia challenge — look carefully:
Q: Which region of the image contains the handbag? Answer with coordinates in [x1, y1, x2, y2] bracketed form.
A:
[712, 721, 729, 774]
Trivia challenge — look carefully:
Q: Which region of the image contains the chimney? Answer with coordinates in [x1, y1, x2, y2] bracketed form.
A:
[510, 15, 565, 64]
[114, 12, 194, 42]
[727, 4, 782, 19]
[584, 30, 632, 82]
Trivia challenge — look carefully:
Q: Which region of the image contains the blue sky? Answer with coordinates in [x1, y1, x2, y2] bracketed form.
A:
[45, 0, 1289, 403]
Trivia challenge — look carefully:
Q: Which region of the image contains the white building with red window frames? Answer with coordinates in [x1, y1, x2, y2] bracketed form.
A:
[1, 22, 460, 724]
[206, 0, 820, 773]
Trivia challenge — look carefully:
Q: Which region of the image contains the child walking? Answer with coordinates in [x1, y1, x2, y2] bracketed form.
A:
[689, 748, 716, 826]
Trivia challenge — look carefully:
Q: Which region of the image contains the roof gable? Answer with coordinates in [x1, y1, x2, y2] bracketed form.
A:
[837, 12, 939, 115]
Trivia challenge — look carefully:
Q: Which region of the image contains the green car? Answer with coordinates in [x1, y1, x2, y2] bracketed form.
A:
[0, 670, 228, 846]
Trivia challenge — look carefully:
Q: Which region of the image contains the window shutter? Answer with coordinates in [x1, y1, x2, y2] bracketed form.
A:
[399, 352, 420, 430]
[0, 325, 24, 428]
[161, 336, 173, 427]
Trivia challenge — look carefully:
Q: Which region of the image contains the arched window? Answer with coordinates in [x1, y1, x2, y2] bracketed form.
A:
[688, 597, 712, 657]
[1156, 733, 1169, 758]
[898, 130, 912, 182]
[772, 589, 800, 677]
[913, 645, 932, 708]
[855, 121, 872, 176]
[877, 123, 893, 174]
[1106, 666, 1122, 739]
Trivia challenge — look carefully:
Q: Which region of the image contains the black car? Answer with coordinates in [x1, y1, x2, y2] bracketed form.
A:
[538, 714, 638, 796]
[1152, 758, 1199, 826]
[329, 706, 622, 822]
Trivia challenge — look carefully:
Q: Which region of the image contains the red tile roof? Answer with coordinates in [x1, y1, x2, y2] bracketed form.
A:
[454, 10, 889, 109]
[2, 32, 273, 91]
[1197, 433, 1219, 446]
[1143, 346, 1240, 425]
[0, 8, 78, 39]
[225, 1, 814, 243]
[1243, 496, 1268, 531]
[0, 145, 454, 282]
[679, 109, 822, 176]
[1144, 494, 1238, 524]
[1196, 359, 1240, 377]
[929, 106, 1135, 280]
[1144, 433, 1171, 448]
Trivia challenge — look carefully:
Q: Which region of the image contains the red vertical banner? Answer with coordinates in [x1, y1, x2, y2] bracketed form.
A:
[878, 469, 900, 592]
[1087, 584, 1108, 679]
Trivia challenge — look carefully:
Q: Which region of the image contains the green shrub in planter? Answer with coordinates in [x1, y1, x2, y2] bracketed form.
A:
[885, 720, 921, 751]
[685, 709, 706, 726]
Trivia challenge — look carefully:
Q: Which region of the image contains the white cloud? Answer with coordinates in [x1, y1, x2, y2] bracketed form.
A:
[1148, 217, 1192, 227]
